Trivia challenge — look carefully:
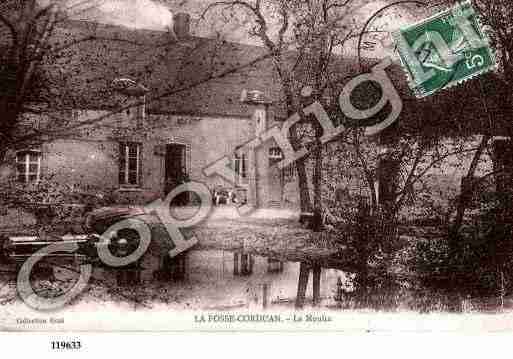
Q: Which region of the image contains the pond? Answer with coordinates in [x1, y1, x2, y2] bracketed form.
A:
[84, 249, 352, 310]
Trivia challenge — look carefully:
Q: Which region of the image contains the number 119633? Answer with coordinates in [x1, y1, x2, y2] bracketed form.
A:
[51, 341, 82, 350]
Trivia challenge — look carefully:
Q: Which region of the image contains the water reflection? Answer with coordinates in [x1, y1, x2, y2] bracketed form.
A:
[90, 249, 350, 310]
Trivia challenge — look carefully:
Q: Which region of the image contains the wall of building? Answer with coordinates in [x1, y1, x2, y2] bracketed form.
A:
[148, 113, 254, 190]
[43, 139, 118, 189]
[0, 105, 299, 232]
[2, 110, 260, 207]
[0, 108, 502, 233]
[252, 112, 299, 208]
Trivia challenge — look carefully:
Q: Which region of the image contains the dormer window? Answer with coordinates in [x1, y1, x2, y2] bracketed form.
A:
[111, 78, 149, 97]
[269, 147, 283, 166]
[111, 78, 148, 128]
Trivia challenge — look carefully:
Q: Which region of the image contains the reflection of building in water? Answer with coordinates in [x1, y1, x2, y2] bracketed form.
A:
[159, 252, 188, 282]
[267, 258, 284, 273]
[233, 252, 254, 276]
[91, 249, 350, 309]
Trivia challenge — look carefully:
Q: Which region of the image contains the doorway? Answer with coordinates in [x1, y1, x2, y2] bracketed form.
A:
[164, 143, 188, 204]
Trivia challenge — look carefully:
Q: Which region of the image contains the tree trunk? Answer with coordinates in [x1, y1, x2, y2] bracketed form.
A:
[282, 72, 313, 213]
[377, 151, 401, 253]
[449, 135, 489, 250]
[295, 156, 312, 213]
[262, 283, 269, 309]
[295, 262, 310, 309]
[312, 127, 323, 212]
[288, 111, 312, 213]
[233, 252, 239, 275]
[312, 265, 321, 306]
[0, 148, 7, 167]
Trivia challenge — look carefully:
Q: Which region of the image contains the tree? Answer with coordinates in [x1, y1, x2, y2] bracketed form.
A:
[201, 0, 425, 307]
[0, 0, 284, 233]
[0, 0, 62, 163]
[443, 0, 513, 225]
[202, 0, 386, 213]
[371, 0, 513, 300]
[472, 0, 513, 88]
[0, 0, 274, 166]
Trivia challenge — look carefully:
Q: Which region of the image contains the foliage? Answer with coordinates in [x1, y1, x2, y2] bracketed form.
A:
[408, 190, 513, 299]
[0, 174, 117, 234]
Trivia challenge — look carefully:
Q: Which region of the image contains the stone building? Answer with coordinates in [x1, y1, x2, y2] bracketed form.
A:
[2, 11, 512, 223]
[2, 13, 301, 212]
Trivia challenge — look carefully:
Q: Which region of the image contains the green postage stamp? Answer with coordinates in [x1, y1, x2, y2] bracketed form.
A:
[393, 0, 496, 98]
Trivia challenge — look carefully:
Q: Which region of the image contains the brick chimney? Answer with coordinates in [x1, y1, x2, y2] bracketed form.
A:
[173, 12, 191, 40]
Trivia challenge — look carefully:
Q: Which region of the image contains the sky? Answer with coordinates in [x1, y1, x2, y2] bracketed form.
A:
[40, 0, 427, 58]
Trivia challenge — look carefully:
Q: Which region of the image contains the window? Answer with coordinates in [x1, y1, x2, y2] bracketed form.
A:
[283, 163, 296, 180]
[16, 150, 41, 183]
[234, 152, 247, 179]
[233, 252, 253, 276]
[269, 147, 283, 166]
[119, 142, 141, 186]
[254, 108, 266, 135]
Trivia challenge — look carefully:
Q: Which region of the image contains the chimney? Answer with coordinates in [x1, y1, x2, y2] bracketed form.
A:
[173, 12, 191, 40]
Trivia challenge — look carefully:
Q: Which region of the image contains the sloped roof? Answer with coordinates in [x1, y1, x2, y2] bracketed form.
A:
[6, 17, 508, 135]
[46, 20, 285, 118]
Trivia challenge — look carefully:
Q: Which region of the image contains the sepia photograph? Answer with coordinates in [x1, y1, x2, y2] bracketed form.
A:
[0, 0, 512, 334]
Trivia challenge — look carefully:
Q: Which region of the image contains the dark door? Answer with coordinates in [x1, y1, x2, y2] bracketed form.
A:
[165, 144, 187, 202]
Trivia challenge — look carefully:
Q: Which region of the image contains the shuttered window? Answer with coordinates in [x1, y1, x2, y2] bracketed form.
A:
[234, 153, 247, 179]
[16, 150, 41, 183]
[119, 142, 141, 186]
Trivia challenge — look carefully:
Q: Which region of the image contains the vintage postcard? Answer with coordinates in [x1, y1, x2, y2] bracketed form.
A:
[1, 0, 513, 334]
